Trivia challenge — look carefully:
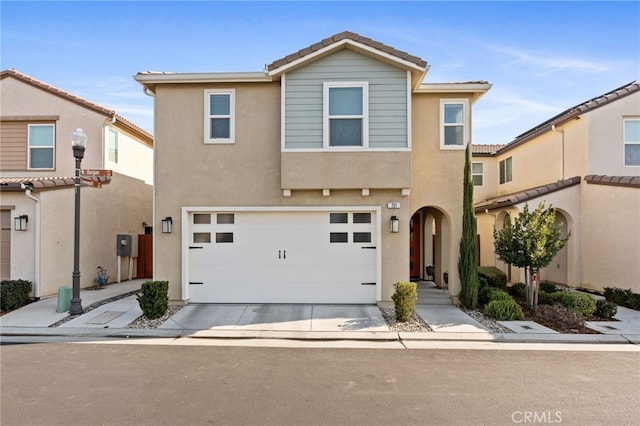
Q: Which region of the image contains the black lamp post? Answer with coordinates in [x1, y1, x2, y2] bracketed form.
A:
[70, 128, 87, 315]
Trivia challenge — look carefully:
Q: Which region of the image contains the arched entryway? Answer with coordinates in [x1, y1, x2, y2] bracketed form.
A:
[410, 207, 450, 288]
[540, 209, 570, 285]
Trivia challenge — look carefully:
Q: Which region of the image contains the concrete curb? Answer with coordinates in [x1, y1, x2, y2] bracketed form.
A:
[2, 326, 639, 345]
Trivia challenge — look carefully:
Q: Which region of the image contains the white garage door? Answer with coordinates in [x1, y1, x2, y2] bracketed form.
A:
[187, 210, 378, 303]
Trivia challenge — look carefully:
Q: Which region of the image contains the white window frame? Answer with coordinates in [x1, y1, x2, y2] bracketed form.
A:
[440, 99, 469, 150]
[27, 123, 55, 170]
[107, 127, 118, 164]
[623, 118, 640, 167]
[323, 81, 369, 149]
[472, 162, 484, 186]
[499, 156, 513, 184]
[204, 89, 235, 144]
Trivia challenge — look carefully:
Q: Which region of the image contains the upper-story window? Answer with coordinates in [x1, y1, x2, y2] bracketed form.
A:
[204, 89, 235, 144]
[440, 99, 469, 149]
[499, 156, 512, 184]
[472, 162, 484, 186]
[323, 82, 369, 148]
[107, 128, 118, 163]
[28, 124, 55, 169]
[624, 118, 640, 166]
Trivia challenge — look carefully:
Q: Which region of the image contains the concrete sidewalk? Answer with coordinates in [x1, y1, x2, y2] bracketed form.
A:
[1, 279, 639, 345]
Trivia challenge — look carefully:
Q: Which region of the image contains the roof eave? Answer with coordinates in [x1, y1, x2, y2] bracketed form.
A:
[416, 83, 493, 103]
[134, 72, 272, 94]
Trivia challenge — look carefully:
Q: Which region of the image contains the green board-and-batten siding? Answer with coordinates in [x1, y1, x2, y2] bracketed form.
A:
[284, 49, 409, 149]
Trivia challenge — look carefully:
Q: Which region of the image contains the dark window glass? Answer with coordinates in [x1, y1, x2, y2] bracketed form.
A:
[353, 232, 372, 243]
[353, 213, 371, 223]
[330, 232, 348, 243]
[216, 232, 234, 243]
[193, 214, 211, 224]
[217, 213, 235, 224]
[193, 233, 211, 243]
[330, 213, 348, 224]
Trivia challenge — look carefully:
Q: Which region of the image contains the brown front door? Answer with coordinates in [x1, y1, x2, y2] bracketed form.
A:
[137, 234, 153, 278]
[409, 213, 421, 278]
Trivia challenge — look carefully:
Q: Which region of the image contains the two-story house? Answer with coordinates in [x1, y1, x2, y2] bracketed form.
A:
[134, 32, 490, 304]
[0, 69, 154, 299]
[473, 82, 640, 293]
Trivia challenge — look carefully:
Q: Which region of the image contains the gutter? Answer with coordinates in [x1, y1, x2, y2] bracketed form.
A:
[22, 183, 40, 299]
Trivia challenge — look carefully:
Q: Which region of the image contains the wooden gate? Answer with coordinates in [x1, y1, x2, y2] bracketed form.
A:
[137, 234, 153, 278]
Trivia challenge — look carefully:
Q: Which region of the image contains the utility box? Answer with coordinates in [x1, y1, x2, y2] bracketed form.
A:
[116, 234, 132, 256]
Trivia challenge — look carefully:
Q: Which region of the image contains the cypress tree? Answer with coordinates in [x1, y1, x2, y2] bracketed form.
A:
[458, 144, 478, 309]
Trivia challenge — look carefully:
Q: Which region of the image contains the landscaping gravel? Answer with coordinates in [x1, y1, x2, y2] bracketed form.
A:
[462, 308, 514, 333]
[380, 307, 433, 332]
[126, 305, 183, 329]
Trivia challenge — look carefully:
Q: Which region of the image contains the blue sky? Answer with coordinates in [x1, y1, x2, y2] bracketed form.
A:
[2, 1, 639, 144]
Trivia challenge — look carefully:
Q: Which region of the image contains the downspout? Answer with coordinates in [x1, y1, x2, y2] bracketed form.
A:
[551, 124, 565, 180]
[22, 184, 41, 299]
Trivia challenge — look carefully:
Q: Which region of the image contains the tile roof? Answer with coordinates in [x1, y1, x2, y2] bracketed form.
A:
[471, 144, 505, 156]
[585, 175, 640, 188]
[0, 176, 111, 191]
[1, 69, 153, 145]
[474, 176, 581, 212]
[266, 31, 428, 72]
[495, 81, 639, 154]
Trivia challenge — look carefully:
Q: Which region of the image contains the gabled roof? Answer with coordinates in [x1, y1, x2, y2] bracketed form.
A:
[267, 31, 429, 90]
[1, 69, 153, 147]
[491, 81, 640, 155]
[0, 176, 111, 191]
[474, 176, 581, 212]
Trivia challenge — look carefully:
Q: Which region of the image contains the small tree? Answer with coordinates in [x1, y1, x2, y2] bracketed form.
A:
[493, 202, 570, 309]
[458, 144, 478, 309]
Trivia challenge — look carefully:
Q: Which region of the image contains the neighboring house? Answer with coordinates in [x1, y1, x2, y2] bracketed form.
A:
[0, 69, 154, 299]
[473, 81, 640, 293]
[135, 31, 491, 304]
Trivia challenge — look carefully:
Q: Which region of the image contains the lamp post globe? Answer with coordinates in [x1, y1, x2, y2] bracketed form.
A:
[70, 128, 87, 315]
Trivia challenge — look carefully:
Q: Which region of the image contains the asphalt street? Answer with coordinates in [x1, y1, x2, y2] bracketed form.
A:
[1, 342, 638, 425]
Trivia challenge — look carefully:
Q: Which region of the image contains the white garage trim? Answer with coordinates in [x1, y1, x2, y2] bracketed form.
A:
[181, 206, 382, 303]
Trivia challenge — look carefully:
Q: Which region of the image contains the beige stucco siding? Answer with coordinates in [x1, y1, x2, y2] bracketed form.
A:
[581, 183, 640, 293]
[0, 77, 107, 174]
[281, 151, 411, 189]
[586, 93, 640, 176]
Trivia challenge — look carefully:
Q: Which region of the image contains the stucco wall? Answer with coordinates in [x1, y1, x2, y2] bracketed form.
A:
[581, 183, 639, 293]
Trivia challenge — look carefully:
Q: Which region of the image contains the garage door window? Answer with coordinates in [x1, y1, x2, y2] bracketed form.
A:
[329, 213, 348, 223]
[193, 214, 211, 224]
[330, 232, 348, 243]
[217, 213, 234, 224]
[353, 232, 372, 243]
[216, 232, 234, 243]
[353, 213, 371, 223]
[194, 233, 211, 243]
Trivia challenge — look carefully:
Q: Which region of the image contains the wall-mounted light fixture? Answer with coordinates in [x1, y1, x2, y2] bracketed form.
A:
[142, 221, 148, 228]
[14, 215, 28, 231]
[390, 215, 399, 233]
[162, 217, 173, 233]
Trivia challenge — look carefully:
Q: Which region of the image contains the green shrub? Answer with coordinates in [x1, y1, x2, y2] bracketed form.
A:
[136, 280, 169, 319]
[0, 279, 32, 312]
[539, 280, 559, 294]
[595, 300, 617, 319]
[628, 293, 640, 310]
[603, 287, 636, 307]
[551, 291, 596, 317]
[391, 282, 417, 322]
[478, 286, 511, 306]
[477, 266, 507, 289]
[510, 282, 526, 299]
[538, 290, 556, 305]
[484, 298, 524, 320]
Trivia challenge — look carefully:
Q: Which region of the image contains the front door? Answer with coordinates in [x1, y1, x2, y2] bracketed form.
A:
[1, 211, 10, 280]
[409, 212, 421, 278]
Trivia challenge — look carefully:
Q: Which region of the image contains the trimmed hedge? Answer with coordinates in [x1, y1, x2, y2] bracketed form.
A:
[392, 282, 417, 322]
[477, 266, 507, 289]
[484, 298, 524, 321]
[604, 287, 640, 310]
[136, 280, 169, 319]
[510, 282, 526, 299]
[551, 291, 596, 317]
[1, 279, 32, 312]
[539, 280, 559, 294]
[478, 285, 511, 307]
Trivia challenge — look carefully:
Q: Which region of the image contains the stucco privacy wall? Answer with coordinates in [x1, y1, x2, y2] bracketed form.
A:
[581, 183, 640, 293]
[2, 174, 151, 297]
[152, 82, 410, 301]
